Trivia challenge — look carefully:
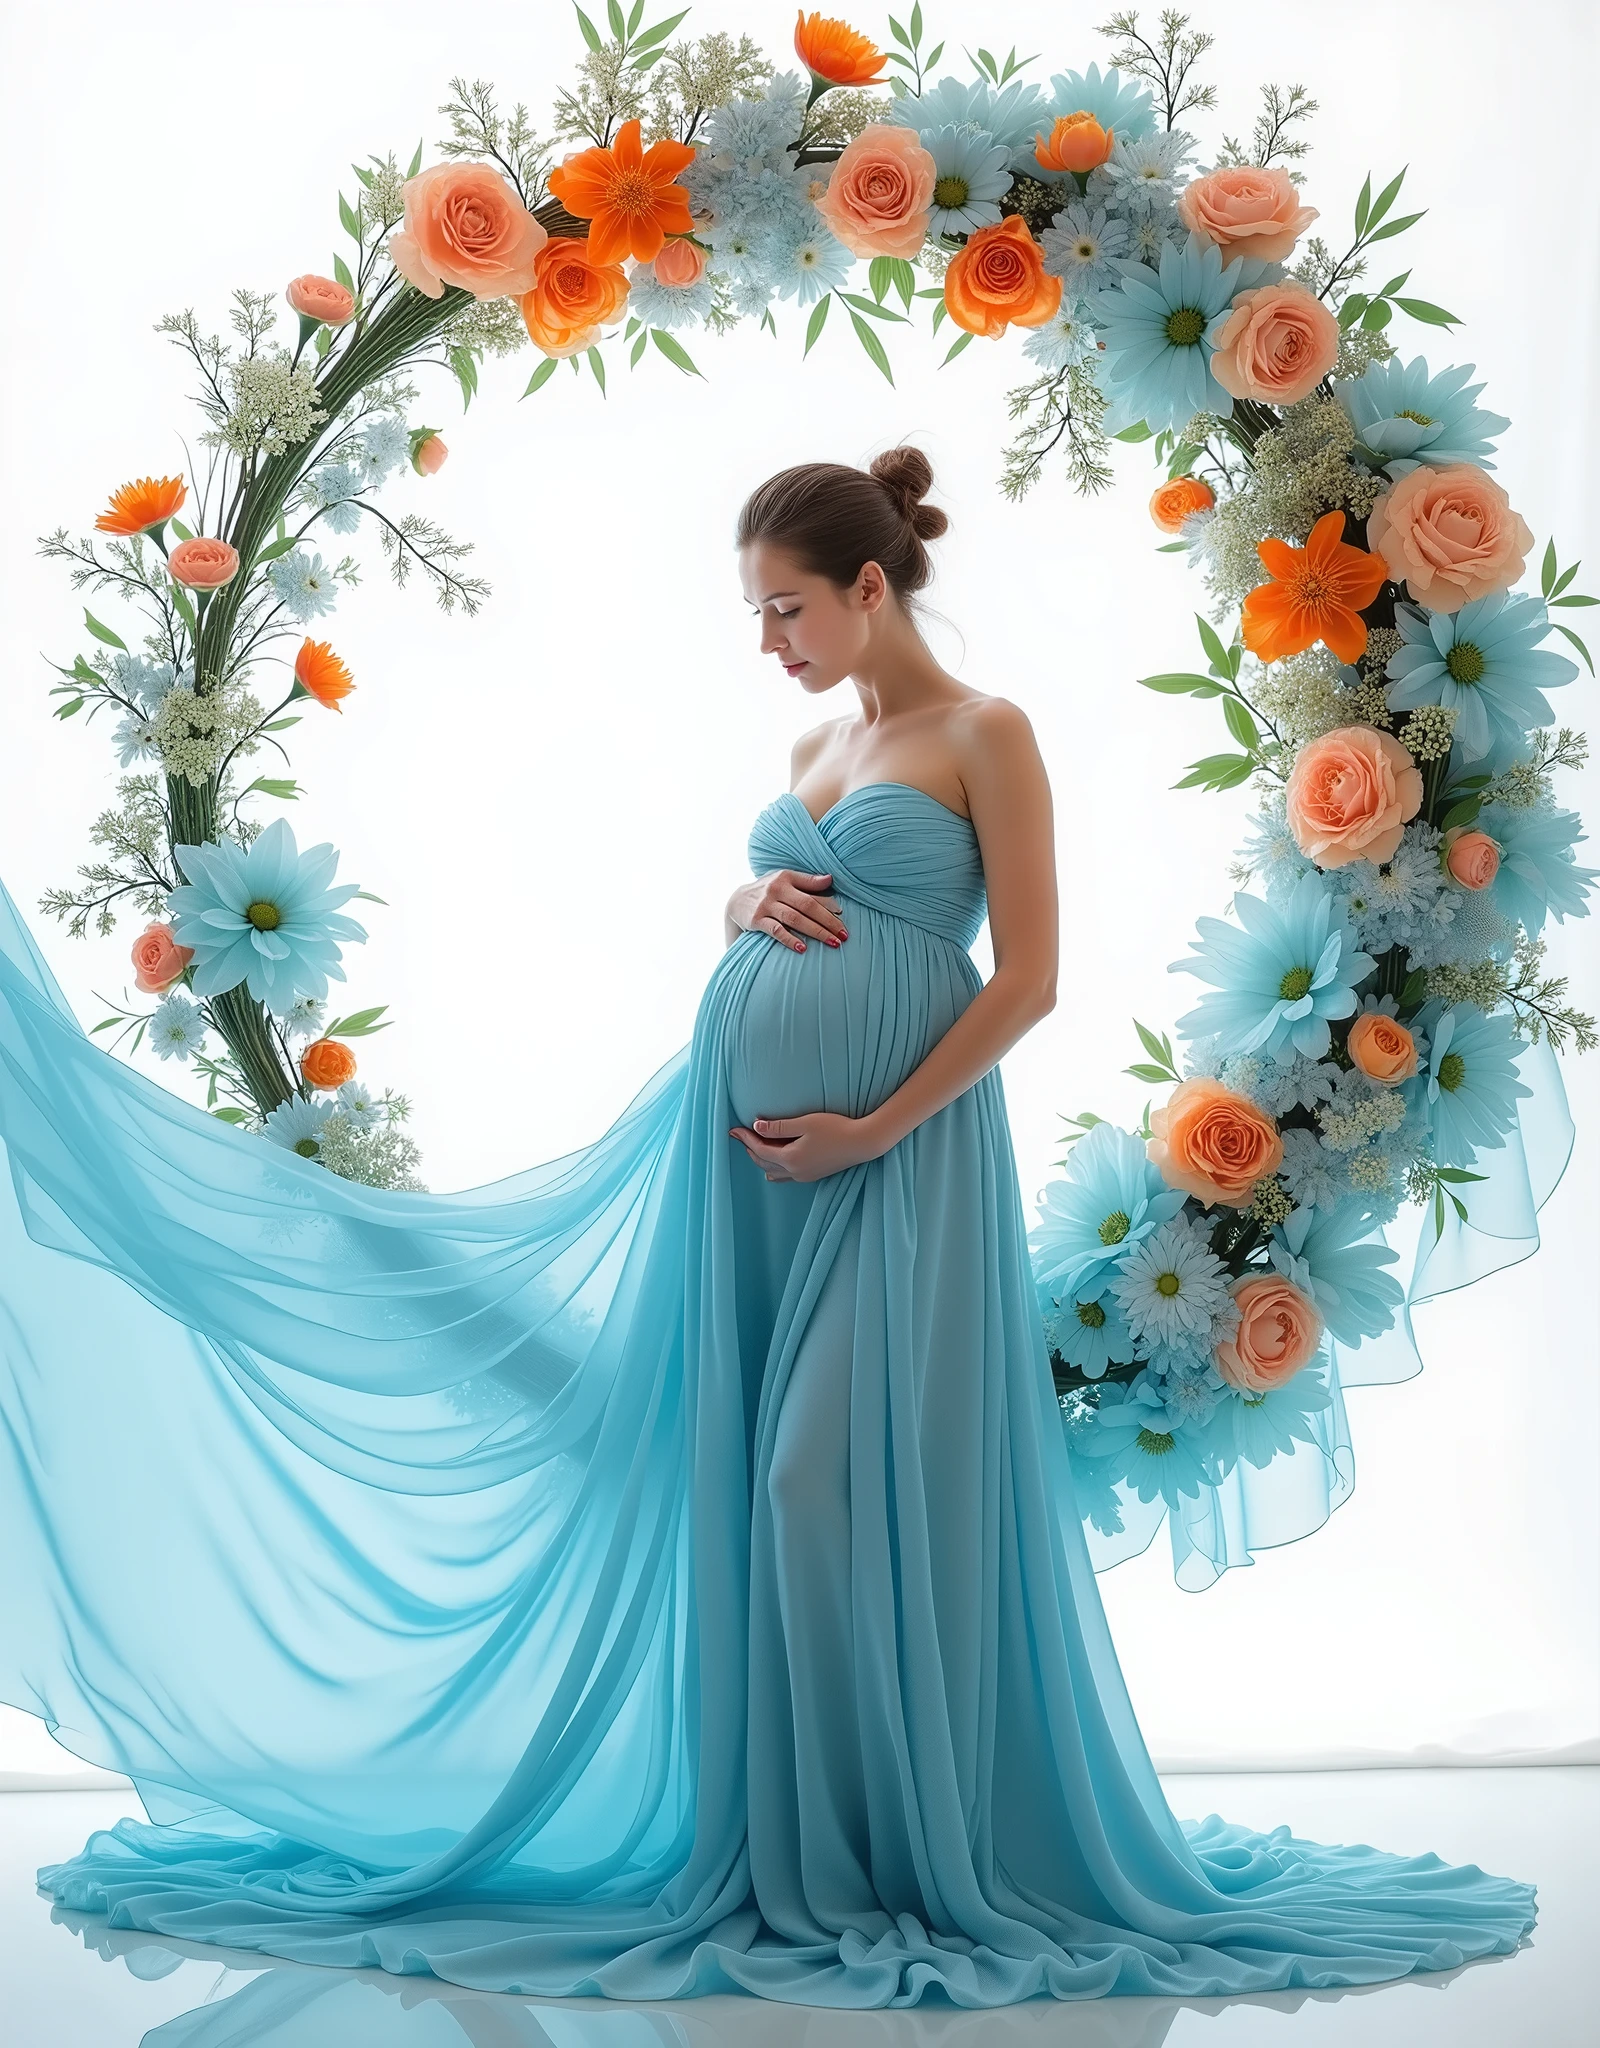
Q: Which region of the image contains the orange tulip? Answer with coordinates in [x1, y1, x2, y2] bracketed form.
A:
[1240, 509, 1390, 664]
[1149, 476, 1216, 533]
[942, 214, 1061, 338]
[793, 9, 887, 86]
[1033, 113, 1115, 174]
[96, 475, 187, 536]
[294, 638, 355, 711]
[301, 1038, 357, 1090]
[546, 118, 696, 267]
[518, 236, 632, 357]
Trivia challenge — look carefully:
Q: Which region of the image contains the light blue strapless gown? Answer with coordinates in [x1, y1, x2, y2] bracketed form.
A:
[0, 783, 1535, 2007]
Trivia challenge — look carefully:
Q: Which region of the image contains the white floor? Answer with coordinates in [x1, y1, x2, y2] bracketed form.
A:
[2, 1769, 1592, 2046]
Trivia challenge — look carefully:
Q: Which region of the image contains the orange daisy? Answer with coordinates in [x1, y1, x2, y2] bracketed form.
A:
[1240, 509, 1390, 664]
[294, 638, 355, 711]
[95, 474, 187, 536]
[545, 118, 696, 267]
[793, 10, 887, 86]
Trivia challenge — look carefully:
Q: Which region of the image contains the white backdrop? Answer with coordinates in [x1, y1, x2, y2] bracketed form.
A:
[0, 0, 1594, 1781]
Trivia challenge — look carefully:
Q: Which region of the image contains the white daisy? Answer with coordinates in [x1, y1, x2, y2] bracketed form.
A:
[1110, 1218, 1234, 1349]
[113, 711, 161, 768]
[1039, 203, 1129, 296]
[149, 991, 206, 1062]
[334, 1078, 383, 1133]
[262, 1093, 333, 1160]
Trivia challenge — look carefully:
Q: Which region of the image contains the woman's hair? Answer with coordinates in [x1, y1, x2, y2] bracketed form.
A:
[735, 444, 949, 606]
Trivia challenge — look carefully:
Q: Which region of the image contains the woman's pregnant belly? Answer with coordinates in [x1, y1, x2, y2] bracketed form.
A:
[718, 901, 982, 1131]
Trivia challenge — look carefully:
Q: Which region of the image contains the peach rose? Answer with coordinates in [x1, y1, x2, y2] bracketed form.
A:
[387, 162, 548, 300]
[652, 237, 707, 287]
[1347, 1010, 1418, 1084]
[942, 214, 1062, 338]
[167, 537, 239, 590]
[1147, 1077, 1284, 1209]
[1285, 725, 1424, 869]
[131, 922, 193, 995]
[412, 434, 448, 476]
[1033, 113, 1114, 174]
[1443, 827, 1501, 891]
[1215, 1276, 1323, 1394]
[1366, 463, 1535, 614]
[1209, 283, 1339, 406]
[285, 274, 354, 326]
[815, 122, 935, 259]
[1149, 475, 1216, 532]
[1178, 165, 1319, 263]
[518, 236, 631, 357]
[301, 1037, 358, 1090]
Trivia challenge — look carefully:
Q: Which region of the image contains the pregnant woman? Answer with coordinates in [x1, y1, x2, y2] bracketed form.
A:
[0, 446, 1533, 2007]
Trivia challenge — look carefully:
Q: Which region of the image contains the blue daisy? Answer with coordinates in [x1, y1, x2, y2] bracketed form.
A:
[1482, 799, 1597, 936]
[1086, 231, 1279, 435]
[1386, 594, 1576, 761]
[1171, 871, 1376, 1065]
[1226, 1361, 1334, 1471]
[626, 260, 715, 329]
[1270, 1201, 1403, 1348]
[267, 550, 338, 623]
[167, 817, 367, 1016]
[1028, 1121, 1186, 1305]
[769, 221, 853, 305]
[1073, 1373, 1218, 1510]
[887, 75, 1050, 154]
[1334, 355, 1510, 475]
[1414, 1004, 1532, 1168]
[1046, 1288, 1138, 1380]
[921, 124, 1013, 238]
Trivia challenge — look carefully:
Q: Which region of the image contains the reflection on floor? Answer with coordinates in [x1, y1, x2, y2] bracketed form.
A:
[1, 1769, 1593, 2046]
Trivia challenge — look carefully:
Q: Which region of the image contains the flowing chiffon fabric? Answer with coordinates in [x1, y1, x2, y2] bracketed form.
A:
[0, 783, 1535, 2006]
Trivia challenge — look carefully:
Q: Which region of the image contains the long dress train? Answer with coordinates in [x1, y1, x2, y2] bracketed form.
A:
[0, 781, 1534, 2007]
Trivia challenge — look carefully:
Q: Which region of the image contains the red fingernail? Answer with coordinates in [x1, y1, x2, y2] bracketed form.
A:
[826, 936, 840, 947]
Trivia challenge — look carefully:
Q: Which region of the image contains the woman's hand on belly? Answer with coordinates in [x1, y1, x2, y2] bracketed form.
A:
[728, 1110, 885, 1183]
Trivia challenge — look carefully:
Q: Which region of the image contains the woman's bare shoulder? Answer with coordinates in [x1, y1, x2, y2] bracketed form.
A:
[789, 717, 849, 777]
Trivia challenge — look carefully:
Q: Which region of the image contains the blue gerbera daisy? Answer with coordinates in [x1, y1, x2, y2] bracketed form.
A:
[1481, 798, 1597, 936]
[1270, 1200, 1403, 1348]
[1386, 594, 1576, 761]
[1414, 1003, 1532, 1168]
[1029, 1120, 1187, 1305]
[1041, 63, 1157, 144]
[1334, 355, 1510, 475]
[1046, 1288, 1138, 1379]
[887, 75, 1051, 154]
[1039, 202, 1130, 299]
[919, 124, 1012, 238]
[262, 1093, 335, 1161]
[1171, 871, 1376, 1065]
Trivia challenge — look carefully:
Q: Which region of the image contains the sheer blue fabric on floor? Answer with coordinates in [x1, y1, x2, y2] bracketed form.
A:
[0, 783, 1536, 2006]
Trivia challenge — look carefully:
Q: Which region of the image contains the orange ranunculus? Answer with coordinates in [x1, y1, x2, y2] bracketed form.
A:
[1286, 726, 1424, 869]
[301, 1037, 358, 1090]
[1240, 509, 1389, 664]
[294, 639, 355, 712]
[1033, 112, 1114, 174]
[794, 9, 886, 85]
[1149, 475, 1216, 532]
[942, 214, 1062, 338]
[167, 536, 240, 590]
[96, 475, 187, 536]
[1347, 1010, 1419, 1084]
[286, 274, 355, 327]
[1147, 1077, 1284, 1209]
[518, 236, 632, 357]
[131, 922, 193, 995]
[1215, 1276, 1323, 1394]
[387, 162, 548, 300]
[546, 118, 696, 267]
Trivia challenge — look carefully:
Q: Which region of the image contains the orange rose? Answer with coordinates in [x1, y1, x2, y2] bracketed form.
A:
[1443, 827, 1501, 891]
[815, 122, 935, 259]
[1347, 1010, 1419, 1084]
[1215, 1276, 1323, 1394]
[1147, 1077, 1284, 1209]
[1286, 725, 1424, 869]
[131, 922, 193, 995]
[1149, 475, 1216, 532]
[1033, 113, 1114, 174]
[1209, 283, 1340, 407]
[1177, 165, 1319, 263]
[387, 162, 548, 300]
[652, 238, 707, 287]
[167, 537, 240, 590]
[412, 433, 448, 476]
[942, 214, 1062, 338]
[1366, 463, 1535, 615]
[285, 274, 355, 326]
[301, 1037, 358, 1090]
[518, 236, 631, 357]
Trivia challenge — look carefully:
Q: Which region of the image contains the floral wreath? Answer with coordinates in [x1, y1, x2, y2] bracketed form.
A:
[41, 6, 1594, 1587]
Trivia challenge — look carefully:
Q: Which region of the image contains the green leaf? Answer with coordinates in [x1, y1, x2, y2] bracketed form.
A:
[1400, 968, 1428, 1010]
[1374, 270, 1412, 297]
[90, 1016, 123, 1035]
[940, 329, 974, 367]
[1366, 209, 1426, 243]
[1392, 295, 1459, 327]
[883, 256, 916, 309]
[1550, 623, 1593, 674]
[170, 518, 194, 542]
[803, 293, 831, 357]
[1552, 592, 1598, 607]
[1166, 440, 1200, 478]
[352, 890, 390, 905]
[1363, 165, 1407, 232]
[338, 191, 360, 241]
[1138, 672, 1222, 695]
[245, 777, 300, 801]
[1433, 1184, 1446, 1242]
[254, 532, 299, 564]
[54, 696, 84, 719]
[606, 0, 625, 39]
[1550, 560, 1580, 598]
[649, 327, 702, 377]
[1438, 796, 1482, 833]
[848, 306, 895, 383]
[1435, 1167, 1488, 1185]
[1174, 751, 1254, 791]
[1353, 172, 1373, 238]
[212, 1106, 252, 1125]
[626, 0, 643, 32]
[1540, 538, 1558, 598]
[323, 1005, 393, 1037]
[1222, 696, 1259, 747]
[1113, 421, 1154, 443]
[83, 609, 127, 651]
[315, 327, 333, 358]
[888, 11, 912, 47]
[1195, 612, 1231, 676]
[629, 329, 648, 367]
[931, 296, 949, 333]
[910, 0, 923, 40]
[169, 585, 198, 638]
[1134, 1019, 1176, 1071]
[838, 291, 908, 323]
[1156, 540, 1189, 553]
[925, 37, 942, 66]
[1126, 1063, 1177, 1084]
[449, 344, 481, 407]
[262, 716, 301, 733]
[586, 345, 607, 396]
[629, 8, 688, 54]
[573, 3, 604, 52]
[868, 255, 894, 304]
[333, 252, 355, 295]
[1337, 293, 1369, 330]
[523, 356, 560, 396]
[406, 138, 423, 179]
[1360, 297, 1393, 331]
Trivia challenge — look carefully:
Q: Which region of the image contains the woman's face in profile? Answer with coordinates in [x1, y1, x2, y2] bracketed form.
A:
[739, 541, 885, 695]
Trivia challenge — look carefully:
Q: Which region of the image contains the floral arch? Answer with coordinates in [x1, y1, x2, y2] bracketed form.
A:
[40, 6, 1593, 1587]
